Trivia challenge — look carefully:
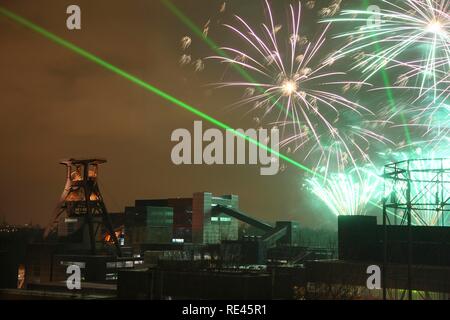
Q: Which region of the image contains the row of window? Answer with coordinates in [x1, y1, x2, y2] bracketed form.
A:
[210, 217, 232, 222]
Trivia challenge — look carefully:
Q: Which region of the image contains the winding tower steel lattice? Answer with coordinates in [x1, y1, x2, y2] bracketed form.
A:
[382, 158, 450, 300]
[44, 158, 122, 256]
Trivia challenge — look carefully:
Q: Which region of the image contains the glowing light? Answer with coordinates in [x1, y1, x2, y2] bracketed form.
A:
[281, 79, 298, 96]
[208, 1, 386, 174]
[306, 167, 383, 216]
[325, 0, 450, 107]
[426, 21, 443, 35]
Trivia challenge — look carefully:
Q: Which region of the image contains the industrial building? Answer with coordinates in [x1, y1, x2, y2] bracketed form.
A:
[305, 215, 450, 299]
[0, 224, 43, 290]
[1, 158, 448, 300]
[0, 159, 306, 299]
[124, 192, 240, 245]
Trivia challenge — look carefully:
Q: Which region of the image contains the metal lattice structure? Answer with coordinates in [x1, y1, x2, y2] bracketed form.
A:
[44, 158, 122, 256]
[383, 158, 450, 226]
[382, 158, 450, 300]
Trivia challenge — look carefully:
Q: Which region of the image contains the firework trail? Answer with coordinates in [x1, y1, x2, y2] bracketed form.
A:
[208, 0, 388, 174]
[194, 59, 205, 72]
[220, 2, 227, 14]
[407, 101, 449, 148]
[179, 54, 192, 66]
[280, 110, 393, 178]
[379, 96, 449, 152]
[319, 0, 342, 18]
[181, 36, 192, 50]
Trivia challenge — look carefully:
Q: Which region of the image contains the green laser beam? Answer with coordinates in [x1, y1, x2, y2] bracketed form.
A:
[362, 0, 412, 145]
[0, 6, 393, 215]
[0, 6, 313, 174]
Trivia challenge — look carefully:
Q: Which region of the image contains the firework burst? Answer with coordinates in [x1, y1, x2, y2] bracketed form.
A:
[325, 0, 450, 104]
[305, 166, 383, 216]
[208, 0, 387, 173]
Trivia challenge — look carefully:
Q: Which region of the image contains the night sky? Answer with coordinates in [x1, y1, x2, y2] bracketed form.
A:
[0, 0, 405, 228]
[0, 0, 342, 227]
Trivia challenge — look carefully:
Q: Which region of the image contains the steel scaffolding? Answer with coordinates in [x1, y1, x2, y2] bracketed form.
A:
[382, 158, 450, 300]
